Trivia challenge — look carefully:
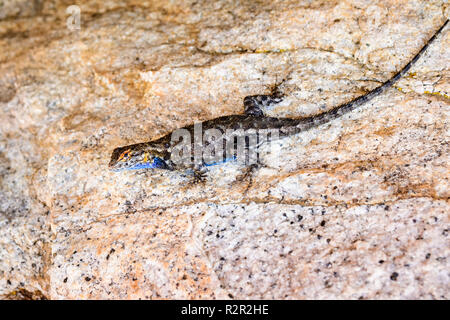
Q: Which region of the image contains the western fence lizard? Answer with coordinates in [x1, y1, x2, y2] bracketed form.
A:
[109, 19, 448, 176]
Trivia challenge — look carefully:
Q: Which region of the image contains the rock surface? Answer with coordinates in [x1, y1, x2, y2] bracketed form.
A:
[0, 0, 449, 299]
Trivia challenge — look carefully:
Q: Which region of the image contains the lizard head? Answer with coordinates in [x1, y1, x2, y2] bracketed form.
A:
[109, 142, 173, 172]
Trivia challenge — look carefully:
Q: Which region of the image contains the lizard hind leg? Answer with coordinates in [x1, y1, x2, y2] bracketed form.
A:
[234, 163, 265, 195]
[243, 94, 283, 117]
[243, 72, 289, 117]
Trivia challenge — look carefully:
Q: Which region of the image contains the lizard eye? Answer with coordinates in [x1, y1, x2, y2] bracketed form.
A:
[118, 149, 131, 162]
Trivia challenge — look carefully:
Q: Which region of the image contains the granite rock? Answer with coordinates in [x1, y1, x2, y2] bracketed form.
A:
[0, 0, 448, 299]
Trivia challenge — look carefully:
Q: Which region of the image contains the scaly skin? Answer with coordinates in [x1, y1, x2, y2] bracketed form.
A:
[109, 19, 448, 173]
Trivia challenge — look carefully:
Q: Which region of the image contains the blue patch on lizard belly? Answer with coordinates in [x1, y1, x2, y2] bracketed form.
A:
[124, 157, 168, 170]
[126, 162, 155, 170]
[204, 155, 237, 167]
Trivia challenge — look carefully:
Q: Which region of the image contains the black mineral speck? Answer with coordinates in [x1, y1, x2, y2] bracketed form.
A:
[390, 272, 399, 281]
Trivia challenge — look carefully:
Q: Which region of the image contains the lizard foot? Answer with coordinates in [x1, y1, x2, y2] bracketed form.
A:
[192, 169, 207, 184]
[235, 163, 262, 193]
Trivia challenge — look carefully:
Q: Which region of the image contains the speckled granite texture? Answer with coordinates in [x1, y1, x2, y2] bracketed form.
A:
[0, 0, 448, 299]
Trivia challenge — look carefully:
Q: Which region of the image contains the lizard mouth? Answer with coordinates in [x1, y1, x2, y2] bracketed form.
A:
[108, 154, 121, 170]
[108, 160, 123, 172]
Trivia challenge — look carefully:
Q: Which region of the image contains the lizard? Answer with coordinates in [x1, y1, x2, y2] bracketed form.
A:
[109, 19, 448, 178]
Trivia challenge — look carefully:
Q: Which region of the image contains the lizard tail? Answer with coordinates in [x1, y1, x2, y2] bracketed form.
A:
[305, 18, 448, 128]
